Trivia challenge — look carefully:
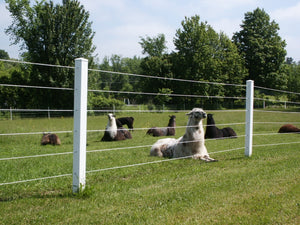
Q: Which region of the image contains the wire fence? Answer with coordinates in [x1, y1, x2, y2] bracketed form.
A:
[0, 58, 299, 187]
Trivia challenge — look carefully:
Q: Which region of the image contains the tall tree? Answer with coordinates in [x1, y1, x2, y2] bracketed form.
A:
[233, 8, 287, 89]
[5, 0, 96, 109]
[173, 15, 247, 108]
[139, 34, 173, 104]
[139, 34, 167, 57]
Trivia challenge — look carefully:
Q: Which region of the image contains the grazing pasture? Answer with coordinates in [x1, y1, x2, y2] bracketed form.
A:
[0, 110, 299, 224]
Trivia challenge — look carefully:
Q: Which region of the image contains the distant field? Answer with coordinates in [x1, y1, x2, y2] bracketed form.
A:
[0, 110, 299, 224]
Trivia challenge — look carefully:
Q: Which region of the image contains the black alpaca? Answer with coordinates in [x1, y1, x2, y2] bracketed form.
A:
[146, 115, 176, 137]
[205, 114, 237, 139]
[116, 117, 134, 132]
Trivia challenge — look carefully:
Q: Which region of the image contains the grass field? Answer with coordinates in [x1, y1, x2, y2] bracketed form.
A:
[0, 110, 299, 224]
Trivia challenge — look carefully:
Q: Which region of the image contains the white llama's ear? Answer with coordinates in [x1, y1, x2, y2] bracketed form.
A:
[186, 111, 193, 116]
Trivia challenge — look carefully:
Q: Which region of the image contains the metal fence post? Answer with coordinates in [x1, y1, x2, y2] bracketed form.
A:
[72, 58, 88, 193]
[245, 80, 254, 157]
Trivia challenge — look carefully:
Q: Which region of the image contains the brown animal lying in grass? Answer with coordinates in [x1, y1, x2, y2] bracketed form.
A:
[278, 124, 300, 133]
[41, 133, 61, 145]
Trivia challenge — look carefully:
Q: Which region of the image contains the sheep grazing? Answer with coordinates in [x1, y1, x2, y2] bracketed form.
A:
[146, 115, 176, 137]
[150, 108, 217, 162]
[101, 113, 132, 141]
[205, 114, 237, 139]
[116, 117, 134, 132]
[41, 133, 61, 145]
[278, 124, 300, 133]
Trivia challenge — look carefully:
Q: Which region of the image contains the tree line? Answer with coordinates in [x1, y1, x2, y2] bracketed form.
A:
[0, 0, 299, 111]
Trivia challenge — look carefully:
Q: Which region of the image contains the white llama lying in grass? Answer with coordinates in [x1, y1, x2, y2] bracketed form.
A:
[101, 113, 132, 141]
[150, 108, 217, 162]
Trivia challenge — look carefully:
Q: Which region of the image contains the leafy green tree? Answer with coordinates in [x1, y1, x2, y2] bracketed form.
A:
[233, 8, 287, 89]
[87, 55, 143, 109]
[5, 0, 96, 109]
[138, 34, 175, 105]
[139, 34, 167, 57]
[173, 15, 247, 108]
[0, 50, 9, 59]
[154, 88, 173, 108]
[285, 58, 300, 102]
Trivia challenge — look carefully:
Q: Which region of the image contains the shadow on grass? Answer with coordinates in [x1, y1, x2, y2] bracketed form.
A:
[0, 185, 94, 202]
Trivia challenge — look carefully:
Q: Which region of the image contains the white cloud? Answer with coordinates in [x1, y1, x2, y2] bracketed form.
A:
[271, 2, 300, 21]
[1, 0, 300, 61]
[211, 18, 242, 36]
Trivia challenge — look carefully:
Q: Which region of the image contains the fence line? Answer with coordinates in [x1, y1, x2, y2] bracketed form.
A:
[0, 83, 244, 99]
[254, 110, 300, 114]
[0, 130, 72, 136]
[254, 97, 300, 106]
[1, 58, 300, 190]
[1, 58, 299, 97]
[0, 59, 74, 70]
[255, 85, 300, 96]
[253, 141, 300, 148]
[0, 108, 73, 112]
[0, 123, 246, 137]
[1, 136, 299, 186]
[0, 83, 74, 91]
[2, 129, 300, 162]
[89, 68, 246, 87]
[0, 147, 246, 186]
[88, 88, 246, 100]
[0, 134, 246, 162]
[1, 58, 245, 87]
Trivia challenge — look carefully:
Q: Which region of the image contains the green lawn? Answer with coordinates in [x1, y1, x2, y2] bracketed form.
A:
[0, 110, 299, 224]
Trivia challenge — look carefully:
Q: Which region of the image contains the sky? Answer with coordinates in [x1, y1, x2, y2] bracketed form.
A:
[1, 0, 300, 62]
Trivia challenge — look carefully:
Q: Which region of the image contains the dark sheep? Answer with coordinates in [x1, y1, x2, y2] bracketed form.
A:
[41, 133, 61, 145]
[116, 117, 134, 132]
[146, 115, 176, 137]
[101, 113, 132, 141]
[205, 114, 237, 139]
[278, 124, 300, 133]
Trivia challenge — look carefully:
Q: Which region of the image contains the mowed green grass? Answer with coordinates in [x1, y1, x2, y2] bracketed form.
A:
[0, 110, 299, 224]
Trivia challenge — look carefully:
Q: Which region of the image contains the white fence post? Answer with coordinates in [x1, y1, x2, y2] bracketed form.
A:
[48, 107, 50, 119]
[10, 107, 13, 120]
[245, 80, 254, 157]
[72, 58, 88, 193]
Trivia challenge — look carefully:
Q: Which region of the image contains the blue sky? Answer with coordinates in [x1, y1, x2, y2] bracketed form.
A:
[1, 0, 300, 62]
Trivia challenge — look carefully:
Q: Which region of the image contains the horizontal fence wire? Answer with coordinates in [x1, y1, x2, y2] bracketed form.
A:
[88, 88, 246, 100]
[0, 147, 246, 186]
[1, 58, 245, 87]
[0, 82, 245, 100]
[1, 138, 299, 186]
[254, 110, 300, 114]
[0, 59, 74, 69]
[3, 120, 300, 137]
[88, 68, 246, 87]
[3, 130, 300, 162]
[254, 97, 300, 105]
[255, 85, 300, 96]
[0, 133, 246, 162]
[0, 122, 246, 136]
[0, 109, 73, 112]
[0, 83, 74, 91]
